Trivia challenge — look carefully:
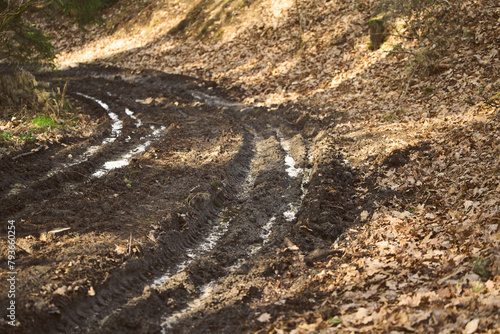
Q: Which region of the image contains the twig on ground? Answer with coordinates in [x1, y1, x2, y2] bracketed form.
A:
[12, 144, 45, 160]
[128, 232, 132, 256]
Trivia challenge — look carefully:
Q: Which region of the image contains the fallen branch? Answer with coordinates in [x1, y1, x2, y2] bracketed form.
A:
[12, 144, 45, 160]
[128, 232, 132, 256]
[295, 0, 304, 53]
[58, 79, 69, 116]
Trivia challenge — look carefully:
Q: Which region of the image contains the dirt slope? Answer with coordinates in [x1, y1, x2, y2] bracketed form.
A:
[1, 0, 499, 333]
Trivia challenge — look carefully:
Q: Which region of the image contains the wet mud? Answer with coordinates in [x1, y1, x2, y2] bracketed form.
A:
[0, 65, 362, 333]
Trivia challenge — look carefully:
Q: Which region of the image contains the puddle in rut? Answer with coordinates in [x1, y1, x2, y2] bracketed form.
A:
[58, 95, 164, 179]
[161, 214, 277, 332]
[59, 95, 159, 179]
[151, 206, 241, 288]
[277, 134, 312, 223]
[65, 93, 125, 166]
[5, 93, 129, 197]
[160, 133, 313, 331]
[91, 143, 148, 178]
[162, 281, 218, 330]
[249, 216, 276, 255]
[77, 93, 123, 143]
[191, 91, 238, 108]
[92, 126, 166, 178]
[191, 90, 252, 112]
[279, 139, 302, 178]
[125, 108, 142, 127]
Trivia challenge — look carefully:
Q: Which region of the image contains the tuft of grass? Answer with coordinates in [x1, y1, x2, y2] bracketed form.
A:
[124, 177, 133, 188]
[183, 192, 210, 206]
[328, 317, 342, 324]
[381, 112, 396, 122]
[32, 115, 59, 128]
[0, 131, 13, 142]
[472, 281, 485, 293]
[211, 179, 221, 190]
[18, 132, 36, 142]
[473, 258, 492, 281]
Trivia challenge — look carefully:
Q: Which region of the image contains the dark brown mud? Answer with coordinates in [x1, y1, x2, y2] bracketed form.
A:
[0, 65, 363, 333]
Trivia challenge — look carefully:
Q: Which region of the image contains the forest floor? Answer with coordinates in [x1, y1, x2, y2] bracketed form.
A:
[0, 0, 499, 333]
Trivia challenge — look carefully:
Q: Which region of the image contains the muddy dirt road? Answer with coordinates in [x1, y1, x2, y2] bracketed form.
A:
[0, 65, 365, 333]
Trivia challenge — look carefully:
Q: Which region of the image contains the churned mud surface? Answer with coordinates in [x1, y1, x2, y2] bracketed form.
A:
[1, 62, 499, 334]
[0, 65, 362, 333]
[2, 0, 500, 332]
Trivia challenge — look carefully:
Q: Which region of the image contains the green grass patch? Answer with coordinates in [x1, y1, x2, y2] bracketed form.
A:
[32, 115, 59, 129]
[0, 131, 13, 142]
[18, 132, 37, 142]
[381, 112, 396, 122]
[211, 179, 221, 190]
[472, 281, 485, 293]
[328, 317, 342, 324]
[381, 109, 405, 122]
[473, 258, 492, 281]
[0, 131, 36, 144]
[124, 177, 134, 188]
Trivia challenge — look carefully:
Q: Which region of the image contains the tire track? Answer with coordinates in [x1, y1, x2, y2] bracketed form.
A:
[91, 125, 312, 333]
[1, 66, 353, 334]
[40, 71, 259, 333]
[1, 89, 156, 200]
[158, 129, 312, 333]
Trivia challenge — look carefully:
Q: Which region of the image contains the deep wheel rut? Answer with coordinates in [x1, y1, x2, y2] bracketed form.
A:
[0, 65, 360, 334]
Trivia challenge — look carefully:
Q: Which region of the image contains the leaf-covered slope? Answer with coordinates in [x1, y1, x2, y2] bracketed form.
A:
[42, 0, 500, 332]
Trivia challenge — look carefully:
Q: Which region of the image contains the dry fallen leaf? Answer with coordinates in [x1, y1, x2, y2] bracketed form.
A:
[257, 313, 271, 323]
[115, 244, 128, 255]
[464, 200, 474, 211]
[399, 294, 421, 307]
[5, 1, 500, 333]
[343, 307, 370, 325]
[53, 286, 68, 296]
[424, 212, 436, 220]
[464, 318, 479, 334]
[360, 210, 369, 221]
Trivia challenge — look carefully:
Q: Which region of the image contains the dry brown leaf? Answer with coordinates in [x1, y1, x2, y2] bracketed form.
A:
[257, 313, 271, 323]
[343, 307, 370, 325]
[53, 286, 68, 296]
[464, 319, 480, 334]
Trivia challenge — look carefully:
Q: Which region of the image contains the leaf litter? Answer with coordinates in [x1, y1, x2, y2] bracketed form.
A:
[15, 0, 500, 332]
